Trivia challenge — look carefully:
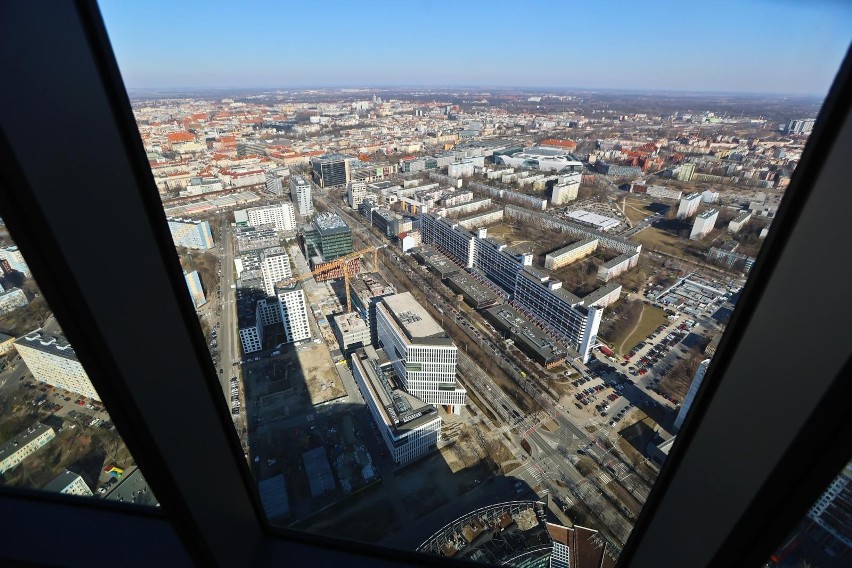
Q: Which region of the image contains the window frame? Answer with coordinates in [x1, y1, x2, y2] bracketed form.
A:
[0, 2, 850, 567]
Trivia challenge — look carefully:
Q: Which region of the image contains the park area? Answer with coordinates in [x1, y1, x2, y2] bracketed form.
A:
[601, 300, 669, 355]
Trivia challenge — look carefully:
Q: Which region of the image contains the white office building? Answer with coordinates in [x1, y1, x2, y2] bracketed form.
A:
[15, 330, 100, 401]
[690, 209, 718, 240]
[246, 202, 296, 232]
[677, 192, 702, 219]
[0, 245, 31, 276]
[347, 180, 367, 209]
[351, 346, 441, 465]
[260, 248, 292, 297]
[674, 359, 711, 432]
[375, 292, 466, 414]
[43, 469, 93, 496]
[290, 175, 313, 217]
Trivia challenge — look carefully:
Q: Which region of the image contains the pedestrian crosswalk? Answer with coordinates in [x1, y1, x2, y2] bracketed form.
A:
[525, 462, 544, 483]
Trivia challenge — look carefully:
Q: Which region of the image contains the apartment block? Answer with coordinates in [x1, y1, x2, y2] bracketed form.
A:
[0, 246, 31, 276]
[375, 292, 466, 414]
[347, 180, 367, 209]
[551, 172, 581, 205]
[15, 330, 100, 400]
[513, 269, 603, 364]
[674, 359, 710, 431]
[260, 248, 292, 297]
[246, 202, 296, 232]
[597, 251, 639, 282]
[690, 209, 718, 240]
[420, 213, 476, 268]
[43, 469, 93, 496]
[677, 163, 696, 182]
[0, 288, 28, 315]
[727, 210, 752, 233]
[167, 218, 214, 250]
[474, 235, 533, 293]
[289, 175, 313, 216]
[544, 238, 599, 270]
[349, 272, 396, 345]
[677, 192, 702, 219]
[350, 347, 441, 465]
[0, 423, 55, 475]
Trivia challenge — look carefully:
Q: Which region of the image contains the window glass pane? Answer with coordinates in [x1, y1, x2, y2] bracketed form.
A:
[98, 0, 850, 562]
[767, 460, 852, 568]
[0, 227, 156, 506]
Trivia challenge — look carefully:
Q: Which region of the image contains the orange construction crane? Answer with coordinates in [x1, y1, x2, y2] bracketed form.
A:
[275, 245, 382, 313]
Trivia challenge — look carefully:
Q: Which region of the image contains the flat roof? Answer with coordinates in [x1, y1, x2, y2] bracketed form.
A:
[381, 292, 446, 341]
[583, 282, 622, 306]
[548, 238, 599, 258]
[698, 209, 719, 219]
[302, 447, 336, 497]
[312, 212, 350, 234]
[104, 466, 158, 507]
[601, 251, 638, 269]
[682, 192, 702, 201]
[566, 210, 621, 231]
[0, 422, 53, 463]
[446, 272, 498, 306]
[258, 474, 290, 520]
[43, 469, 87, 494]
[484, 305, 563, 362]
[14, 330, 78, 362]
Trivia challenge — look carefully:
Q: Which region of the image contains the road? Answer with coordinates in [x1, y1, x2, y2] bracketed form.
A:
[217, 219, 241, 400]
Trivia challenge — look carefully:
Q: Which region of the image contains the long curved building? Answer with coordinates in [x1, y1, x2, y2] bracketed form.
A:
[495, 147, 584, 172]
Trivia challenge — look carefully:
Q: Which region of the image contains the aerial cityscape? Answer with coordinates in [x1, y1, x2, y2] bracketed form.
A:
[0, 1, 850, 567]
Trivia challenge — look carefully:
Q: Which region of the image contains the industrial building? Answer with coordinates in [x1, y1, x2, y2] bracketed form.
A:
[375, 292, 466, 414]
[565, 211, 620, 232]
[183, 270, 206, 308]
[332, 311, 371, 355]
[727, 210, 752, 233]
[245, 202, 296, 232]
[690, 209, 718, 240]
[484, 304, 565, 368]
[348, 272, 396, 345]
[0, 423, 55, 475]
[677, 193, 702, 219]
[445, 271, 499, 309]
[513, 269, 602, 363]
[289, 175, 312, 216]
[167, 218, 214, 250]
[350, 347, 441, 465]
[544, 238, 599, 270]
[43, 469, 93, 496]
[15, 330, 100, 400]
[310, 154, 352, 188]
[598, 251, 639, 282]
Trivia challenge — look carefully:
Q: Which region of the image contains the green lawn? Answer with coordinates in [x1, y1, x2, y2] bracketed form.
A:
[617, 305, 669, 355]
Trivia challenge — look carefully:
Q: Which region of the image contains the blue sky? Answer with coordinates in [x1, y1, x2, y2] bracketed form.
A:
[99, 0, 851, 95]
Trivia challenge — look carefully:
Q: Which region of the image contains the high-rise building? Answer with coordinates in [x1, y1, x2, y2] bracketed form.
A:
[786, 118, 816, 135]
[806, 460, 852, 555]
[15, 330, 100, 400]
[264, 168, 290, 196]
[183, 270, 206, 308]
[276, 284, 311, 344]
[551, 172, 581, 205]
[246, 202, 296, 232]
[43, 469, 93, 496]
[350, 346, 441, 465]
[690, 209, 718, 240]
[332, 311, 371, 355]
[727, 210, 752, 233]
[347, 180, 367, 209]
[310, 154, 352, 188]
[677, 192, 702, 219]
[375, 292, 466, 414]
[167, 218, 214, 250]
[674, 359, 711, 431]
[303, 213, 353, 263]
[0, 287, 28, 315]
[260, 248, 292, 297]
[289, 175, 313, 217]
[0, 245, 31, 276]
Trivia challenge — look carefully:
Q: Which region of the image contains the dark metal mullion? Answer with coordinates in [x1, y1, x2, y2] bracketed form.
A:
[621, 46, 852, 568]
[0, 3, 264, 565]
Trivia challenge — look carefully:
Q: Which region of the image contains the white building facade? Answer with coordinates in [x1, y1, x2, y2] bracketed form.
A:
[261, 249, 292, 297]
[246, 202, 296, 232]
[690, 209, 718, 240]
[375, 293, 466, 414]
[290, 175, 313, 216]
[15, 331, 100, 400]
[677, 192, 702, 219]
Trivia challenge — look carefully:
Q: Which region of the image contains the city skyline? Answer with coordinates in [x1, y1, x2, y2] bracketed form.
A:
[99, 0, 851, 96]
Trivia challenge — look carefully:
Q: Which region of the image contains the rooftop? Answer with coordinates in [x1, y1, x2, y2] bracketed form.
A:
[698, 208, 719, 220]
[312, 212, 350, 234]
[381, 292, 446, 341]
[14, 330, 78, 362]
[484, 305, 563, 362]
[0, 422, 54, 463]
[104, 466, 158, 507]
